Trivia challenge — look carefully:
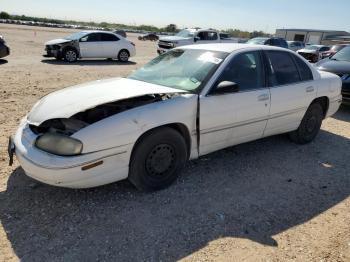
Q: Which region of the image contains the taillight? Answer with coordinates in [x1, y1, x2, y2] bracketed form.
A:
[130, 42, 135, 46]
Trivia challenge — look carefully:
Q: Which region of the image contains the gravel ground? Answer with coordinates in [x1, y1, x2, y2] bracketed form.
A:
[0, 24, 349, 262]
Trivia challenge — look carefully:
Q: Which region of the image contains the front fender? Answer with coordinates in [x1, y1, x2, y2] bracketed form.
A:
[72, 94, 197, 154]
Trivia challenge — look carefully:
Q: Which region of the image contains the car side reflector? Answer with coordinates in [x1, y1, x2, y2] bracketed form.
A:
[81, 160, 103, 171]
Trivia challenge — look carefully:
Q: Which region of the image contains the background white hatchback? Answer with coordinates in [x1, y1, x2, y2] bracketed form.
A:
[44, 31, 136, 62]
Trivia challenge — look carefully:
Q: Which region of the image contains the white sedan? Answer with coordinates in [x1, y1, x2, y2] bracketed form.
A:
[44, 31, 136, 62]
[9, 44, 342, 190]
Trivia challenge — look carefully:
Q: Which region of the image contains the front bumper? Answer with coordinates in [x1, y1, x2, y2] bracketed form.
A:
[12, 119, 132, 188]
[157, 47, 168, 55]
[44, 45, 61, 58]
[298, 52, 319, 62]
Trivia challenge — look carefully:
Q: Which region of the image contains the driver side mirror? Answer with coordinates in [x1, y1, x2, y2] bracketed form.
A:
[211, 81, 239, 95]
[80, 37, 88, 42]
[194, 37, 200, 42]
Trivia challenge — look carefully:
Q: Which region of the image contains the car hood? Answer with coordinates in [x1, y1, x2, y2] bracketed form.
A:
[28, 78, 187, 125]
[298, 49, 318, 54]
[159, 36, 190, 42]
[316, 59, 350, 74]
[45, 38, 72, 45]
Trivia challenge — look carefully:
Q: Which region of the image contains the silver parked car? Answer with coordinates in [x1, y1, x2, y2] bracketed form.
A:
[287, 41, 305, 52]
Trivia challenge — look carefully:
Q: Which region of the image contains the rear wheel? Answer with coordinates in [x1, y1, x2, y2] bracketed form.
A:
[289, 103, 323, 144]
[118, 49, 129, 62]
[129, 127, 187, 191]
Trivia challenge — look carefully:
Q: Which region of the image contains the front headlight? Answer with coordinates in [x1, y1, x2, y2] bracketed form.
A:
[35, 133, 83, 156]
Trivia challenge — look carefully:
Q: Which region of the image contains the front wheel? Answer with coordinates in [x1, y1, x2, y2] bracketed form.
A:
[129, 127, 187, 191]
[118, 49, 129, 62]
[289, 103, 323, 144]
[63, 48, 78, 62]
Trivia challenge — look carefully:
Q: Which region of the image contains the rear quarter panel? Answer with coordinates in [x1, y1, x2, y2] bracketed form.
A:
[316, 71, 342, 117]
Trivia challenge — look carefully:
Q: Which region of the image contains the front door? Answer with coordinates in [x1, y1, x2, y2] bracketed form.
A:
[199, 51, 271, 155]
[79, 33, 104, 58]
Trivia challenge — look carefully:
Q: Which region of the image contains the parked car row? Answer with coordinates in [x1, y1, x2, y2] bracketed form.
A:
[316, 45, 350, 105]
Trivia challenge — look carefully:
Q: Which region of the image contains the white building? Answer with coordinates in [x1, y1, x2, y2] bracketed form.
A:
[275, 29, 350, 45]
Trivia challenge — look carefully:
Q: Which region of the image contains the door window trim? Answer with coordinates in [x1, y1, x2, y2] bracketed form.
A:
[206, 50, 267, 96]
[263, 50, 309, 88]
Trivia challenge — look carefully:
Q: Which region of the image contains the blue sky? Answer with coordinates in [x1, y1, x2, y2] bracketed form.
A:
[1, 0, 349, 33]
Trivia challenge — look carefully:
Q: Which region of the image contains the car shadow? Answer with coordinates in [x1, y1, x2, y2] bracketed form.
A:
[41, 59, 136, 66]
[1, 128, 349, 261]
[0, 59, 8, 65]
[332, 105, 350, 122]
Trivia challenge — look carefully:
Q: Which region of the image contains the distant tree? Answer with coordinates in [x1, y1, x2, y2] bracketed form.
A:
[165, 24, 177, 32]
[0, 11, 11, 19]
[99, 22, 109, 28]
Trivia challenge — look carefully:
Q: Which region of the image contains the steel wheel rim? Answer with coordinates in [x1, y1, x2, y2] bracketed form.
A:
[145, 144, 175, 177]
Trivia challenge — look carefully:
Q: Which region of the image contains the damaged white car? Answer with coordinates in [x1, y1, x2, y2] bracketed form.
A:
[9, 44, 342, 190]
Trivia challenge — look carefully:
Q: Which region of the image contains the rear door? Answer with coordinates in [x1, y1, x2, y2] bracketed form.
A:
[100, 33, 121, 58]
[79, 33, 104, 58]
[264, 50, 316, 136]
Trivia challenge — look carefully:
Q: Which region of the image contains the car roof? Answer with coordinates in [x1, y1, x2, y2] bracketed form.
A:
[80, 30, 115, 34]
[178, 43, 289, 53]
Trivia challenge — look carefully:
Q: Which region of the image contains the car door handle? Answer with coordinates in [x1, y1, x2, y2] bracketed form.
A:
[306, 86, 314, 93]
[258, 94, 269, 101]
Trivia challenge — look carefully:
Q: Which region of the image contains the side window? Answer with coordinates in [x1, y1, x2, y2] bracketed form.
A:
[319, 47, 330, 52]
[267, 51, 301, 86]
[197, 32, 207, 40]
[293, 54, 314, 81]
[208, 32, 218, 40]
[271, 39, 280, 46]
[101, 33, 119, 41]
[215, 51, 264, 92]
[85, 33, 100, 42]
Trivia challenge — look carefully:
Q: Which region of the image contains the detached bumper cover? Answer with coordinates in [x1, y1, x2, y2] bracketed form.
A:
[13, 119, 132, 188]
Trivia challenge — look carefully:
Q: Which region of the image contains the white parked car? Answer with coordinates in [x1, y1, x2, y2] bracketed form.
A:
[157, 28, 237, 55]
[44, 31, 136, 62]
[9, 44, 342, 190]
[297, 45, 330, 63]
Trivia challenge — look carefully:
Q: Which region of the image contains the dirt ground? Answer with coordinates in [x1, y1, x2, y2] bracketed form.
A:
[0, 24, 349, 262]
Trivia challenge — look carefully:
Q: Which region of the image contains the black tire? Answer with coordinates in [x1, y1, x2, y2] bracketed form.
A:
[118, 49, 129, 62]
[129, 127, 187, 191]
[63, 48, 78, 63]
[289, 103, 323, 144]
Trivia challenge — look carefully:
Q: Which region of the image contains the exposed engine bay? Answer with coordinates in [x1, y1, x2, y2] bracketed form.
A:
[29, 94, 175, 136]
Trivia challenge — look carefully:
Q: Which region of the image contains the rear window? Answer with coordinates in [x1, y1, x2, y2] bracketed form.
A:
[266, 51, 300, 86]
[101, 33, 119, 41]
[293, 55, 313, 81]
